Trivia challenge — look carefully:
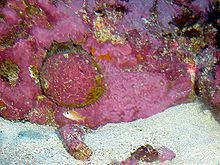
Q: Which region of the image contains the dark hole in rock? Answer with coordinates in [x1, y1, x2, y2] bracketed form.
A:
[205, 1, 220, 48]
[171, 8, 200, 29]
[0, 0, 7, 8]
[182, 28, 202, 38]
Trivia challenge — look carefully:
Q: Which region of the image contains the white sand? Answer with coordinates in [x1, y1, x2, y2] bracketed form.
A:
[0, 101, 220, 165]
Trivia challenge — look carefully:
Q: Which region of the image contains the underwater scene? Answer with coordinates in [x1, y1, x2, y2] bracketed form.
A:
[0, 0, 219, 164]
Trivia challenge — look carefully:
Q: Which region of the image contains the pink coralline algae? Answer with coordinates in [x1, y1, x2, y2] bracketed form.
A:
[0, 0, 219, 161]
[40, 42, 105, 108]
[118, 144, 176, 164]
[58, 124, 92, 160]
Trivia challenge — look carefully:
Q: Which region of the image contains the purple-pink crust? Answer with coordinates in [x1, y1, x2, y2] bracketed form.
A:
[58, 124, 92, 160]
[118, 144, 175, 164]
[54, 60, 193, 129]
[0, 0, 219, 161]
[0, 40, 42, 119]
[158, 146, 176, 162]
[40, 51, 105, 108]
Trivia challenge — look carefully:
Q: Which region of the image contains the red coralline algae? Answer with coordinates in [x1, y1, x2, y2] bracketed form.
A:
[158, 146, 176, 162]
[0, 40, 42, 120]
[118, 144, 176, 164]
[0, 0, 219, 161]
[129, 144, 159, 162]
[40, 45, 105, 108]
[58, 124, 92, 160]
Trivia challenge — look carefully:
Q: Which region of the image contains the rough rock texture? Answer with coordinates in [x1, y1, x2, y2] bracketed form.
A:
[40, 51, 105, 108]
[119, 145, 176, 164]
[196, 49, 220, 121]
[0, 40, 43, 120]
[0, 0, 219, 161]
[58, 124, 92, 161]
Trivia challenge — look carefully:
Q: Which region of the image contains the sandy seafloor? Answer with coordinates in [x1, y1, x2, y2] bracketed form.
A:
[0, 101, 220, 165]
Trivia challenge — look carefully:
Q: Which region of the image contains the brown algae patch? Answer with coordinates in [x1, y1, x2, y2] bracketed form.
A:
[0, 60, 20, 86]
